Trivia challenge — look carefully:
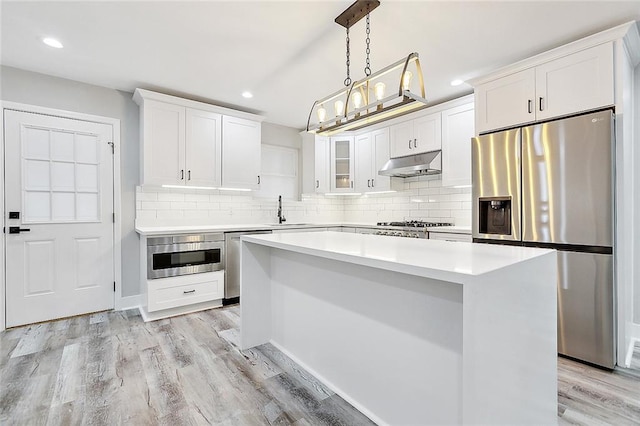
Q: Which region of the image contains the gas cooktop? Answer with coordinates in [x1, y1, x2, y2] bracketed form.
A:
[376, 220, 453, 228]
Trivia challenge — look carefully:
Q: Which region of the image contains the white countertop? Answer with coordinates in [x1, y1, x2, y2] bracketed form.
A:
[135, 222, 472, 236]
[241, 231, 553, 284]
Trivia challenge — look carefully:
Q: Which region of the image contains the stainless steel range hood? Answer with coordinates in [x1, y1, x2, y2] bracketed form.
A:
[378, 150, 442, 178]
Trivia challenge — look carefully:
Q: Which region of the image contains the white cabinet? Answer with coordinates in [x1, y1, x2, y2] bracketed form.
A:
[186, 108, 222, 187]
[535, 43, 614, 121]
[134, 89, 263, 188]
[147, 271, 224, 313]
[330, 135, 355, 192]
[314, 136, 330, 193]
[428, 232, 472, 242]
[222, 116, 262, 190]
[355, 128, 401, 193]
[138, 101, 221, 188]
[441, 102, 475, 187]
[390, 112, 441, 158]
[475, 42, 614, 133]
[475, 69, 536, 133]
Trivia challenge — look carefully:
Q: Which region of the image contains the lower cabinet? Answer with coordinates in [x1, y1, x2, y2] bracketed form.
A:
[428, 232, 472, 242]
[142, 271, 225, 321]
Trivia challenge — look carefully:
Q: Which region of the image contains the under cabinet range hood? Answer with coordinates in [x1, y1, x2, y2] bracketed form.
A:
[378, 150, 442, 177]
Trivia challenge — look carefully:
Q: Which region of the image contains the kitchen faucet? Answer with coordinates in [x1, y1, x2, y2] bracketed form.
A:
[278, 195, 286, 224]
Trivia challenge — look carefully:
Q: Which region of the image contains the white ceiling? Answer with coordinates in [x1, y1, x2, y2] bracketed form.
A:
[2, 1, 639, 130]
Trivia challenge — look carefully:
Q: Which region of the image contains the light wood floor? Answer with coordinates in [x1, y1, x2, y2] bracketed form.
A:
[1, 306, 639, 425]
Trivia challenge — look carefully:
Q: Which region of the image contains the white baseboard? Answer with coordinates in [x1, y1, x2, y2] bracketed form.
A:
[116, 294, 141, 311]
[623, 323, 640, 367]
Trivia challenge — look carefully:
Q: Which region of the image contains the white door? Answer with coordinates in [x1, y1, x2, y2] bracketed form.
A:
[354, 133, 372, 192]
[390, 120, 413, 158]
[185, 108, 221, 187]
[371, 128, 391, 191]
[475, 68, 536, 133]
[142, 100, 185, 185]
[4, 110, 114, 327]
[314, 136, 330, 193]
[535, 42, 614, 121]
[221, 116, 261, 190]
[413, 112, 442, 153]
[441, 102, 475, 187]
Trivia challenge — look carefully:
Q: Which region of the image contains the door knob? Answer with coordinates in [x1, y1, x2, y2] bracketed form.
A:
[8, 227, 30, 234]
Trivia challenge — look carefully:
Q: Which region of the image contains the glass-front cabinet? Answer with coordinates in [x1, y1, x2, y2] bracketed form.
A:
[330, 135, 355, 192]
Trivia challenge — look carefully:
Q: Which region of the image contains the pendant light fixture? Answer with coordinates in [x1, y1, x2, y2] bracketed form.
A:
[306, 0, 429, 136]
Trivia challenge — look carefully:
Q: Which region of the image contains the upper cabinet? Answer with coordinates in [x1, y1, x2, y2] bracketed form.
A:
[221, 116, 261, 190]
[355, 128, 401, 193]
[330, 135, 355, 192]
[300, 133, 330, 194]
[390, 112, 441, 158]
[134, 89, 263, 189]
[474, 42, 614, 133]
[441, 102, 475, 187]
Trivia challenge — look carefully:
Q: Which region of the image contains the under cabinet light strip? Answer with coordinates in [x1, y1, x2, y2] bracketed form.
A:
[162, 184, 218, 190]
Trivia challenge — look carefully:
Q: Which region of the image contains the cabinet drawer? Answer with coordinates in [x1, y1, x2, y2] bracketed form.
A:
[429, 232, 472, 242]
[148, 271, 224, 312]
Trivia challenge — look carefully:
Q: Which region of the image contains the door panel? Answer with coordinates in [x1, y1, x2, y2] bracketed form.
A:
[185, 108, 221, 187]
[471, 128, 521, 241]
[521, 110, 613, 246]
[413, 112, 441, 153]
[557, 251, 614, 368]
[354, 133, 372, 192]
[4, 110, 114, 327]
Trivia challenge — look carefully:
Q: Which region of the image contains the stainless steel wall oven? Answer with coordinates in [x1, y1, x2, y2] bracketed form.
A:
[147, 233, 224, 279]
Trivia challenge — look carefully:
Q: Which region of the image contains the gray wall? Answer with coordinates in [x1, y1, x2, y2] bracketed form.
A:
[1, 65, 141, 297]
[261, 122, 302, 149]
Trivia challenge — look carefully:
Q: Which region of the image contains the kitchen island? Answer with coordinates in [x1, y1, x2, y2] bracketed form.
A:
[240, 231, 557, 426]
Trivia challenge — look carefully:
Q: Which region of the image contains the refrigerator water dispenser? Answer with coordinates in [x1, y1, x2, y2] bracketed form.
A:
[478, 197, 512, 235]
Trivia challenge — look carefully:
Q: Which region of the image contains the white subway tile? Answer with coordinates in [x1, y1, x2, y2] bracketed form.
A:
[184, 193, 210, 202]
[158, 193, 185, 202]
[171, 201, 198, 210]
[137, 192, 158, 201]
[157, 210, 184, 219]
[141, 201, 171, 210]
[137, 210, 157, 220]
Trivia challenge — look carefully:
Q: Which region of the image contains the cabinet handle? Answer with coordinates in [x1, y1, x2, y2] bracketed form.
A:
[409, 140, 412, 150]
[539, 97, 544, 111]
[180, 169, 184, 180]
[414, 139, 417, 148]
[183, 289, 196, 294]
[316, 180, 319, 189]
[351, 181, 353, 188]
[188, 170, 191, 181]
[528, 99, 533, 114]
[367, 179, 371, 188]
[371, 179, 375, 187]
[257, 175, 261, 184]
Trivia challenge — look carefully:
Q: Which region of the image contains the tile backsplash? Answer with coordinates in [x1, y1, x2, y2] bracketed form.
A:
[135, 176, 471, 226]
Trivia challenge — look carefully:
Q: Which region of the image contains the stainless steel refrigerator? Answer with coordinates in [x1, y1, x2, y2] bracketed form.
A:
[472, 109, 615, 369]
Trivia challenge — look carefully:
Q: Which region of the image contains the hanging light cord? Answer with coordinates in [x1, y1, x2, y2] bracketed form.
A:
[364, 13, 371, 76]
[344, 22, 351, 86]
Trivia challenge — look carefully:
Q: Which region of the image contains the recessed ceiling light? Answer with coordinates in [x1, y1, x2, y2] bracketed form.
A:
[450, 79, 464, 87]
[42, 37, 63, 49]
[242, 91, 253, 99]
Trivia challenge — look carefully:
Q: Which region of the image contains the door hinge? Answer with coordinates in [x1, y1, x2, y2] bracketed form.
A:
[113, 281, 116, 292]
[107, 141, 114, 154]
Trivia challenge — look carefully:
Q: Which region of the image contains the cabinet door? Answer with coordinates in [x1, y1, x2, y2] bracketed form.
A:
[389, 120, 413, 158]
[475, 68, 536, 133]
[185, 108, 222, 188]
[222, 116, 261, 190]
[330, 135, 354, 192]
[371, 128, 392, 191]
[314, 136, 330, 193]
[355, 133, 373, 192]
[535, 43, 614, 121]
[142, 100, 185, 185]
[441, 103, 475, 187]
[413, 112, 442, 153]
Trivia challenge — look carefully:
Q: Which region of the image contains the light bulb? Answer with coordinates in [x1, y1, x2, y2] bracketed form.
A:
[334, 100, 344, 117]
[374, 82, 386, 101]
[402, 71, 413, 91]
[317, 105, 327, 122]
[351, 91, 362, 109]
